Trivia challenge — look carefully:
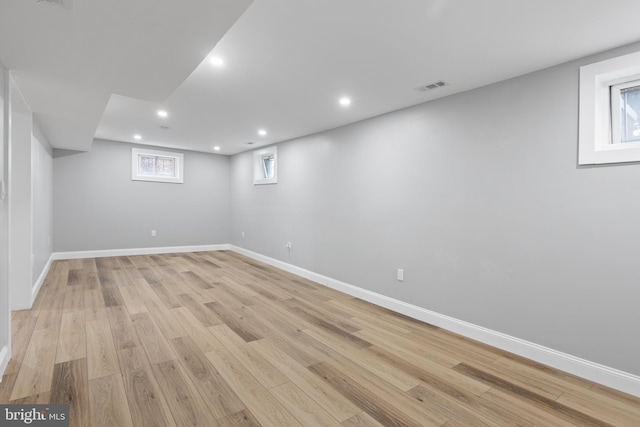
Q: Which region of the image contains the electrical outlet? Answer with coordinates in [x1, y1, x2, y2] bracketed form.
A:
[151, 230, 157, 237]
[241, 231, 245, 238]
[286, 242, 293, 251]
[397, 268, 404, 281]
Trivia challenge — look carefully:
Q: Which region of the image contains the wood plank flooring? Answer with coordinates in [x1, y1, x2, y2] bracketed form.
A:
[1, 250, 639, 426]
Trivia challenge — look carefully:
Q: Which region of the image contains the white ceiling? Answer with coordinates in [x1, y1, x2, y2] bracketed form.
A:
[3, 1, 640, 155]
[0, 0, 252, 151]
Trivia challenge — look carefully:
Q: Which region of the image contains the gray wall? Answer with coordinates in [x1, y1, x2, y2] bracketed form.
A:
[54, 139, 230, 251]
[0, 65, 9, 370]
[9, 79, 33, 310]
[230, 43, 640, 376]
[32, 122, 53, 281]
[7, 81, 53, 312]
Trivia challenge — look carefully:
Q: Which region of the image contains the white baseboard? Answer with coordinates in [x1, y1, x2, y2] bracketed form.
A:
[42, 243, 640, 398]
[31, 254, 54, 307]
[0, 345, 9, 381]
[230, 245, 640, 399]
[52, 244, 231, 260]
[8, 244, 229, 378]
[38, 245, 229, 307]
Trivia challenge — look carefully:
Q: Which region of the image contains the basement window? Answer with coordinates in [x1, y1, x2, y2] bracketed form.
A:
[132, 148, 184, 183]
[253, 146, 278, 185]
[579, 50, 640, 165]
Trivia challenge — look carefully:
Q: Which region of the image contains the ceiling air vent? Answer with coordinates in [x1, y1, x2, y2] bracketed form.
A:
[36, 0, 73, 9]
[418, 81, 449, 92]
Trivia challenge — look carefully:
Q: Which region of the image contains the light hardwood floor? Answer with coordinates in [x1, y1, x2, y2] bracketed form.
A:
[1, 251, 639, 426]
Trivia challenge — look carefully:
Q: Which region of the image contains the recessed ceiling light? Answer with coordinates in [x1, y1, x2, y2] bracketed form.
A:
[213, 146, 221, 151]
[210, 56, 224, 67]
[133, 134, 142, 140]
[339, 96, 352, 107]
[258, 129, 267, 137]
[157, 110, 168, 118]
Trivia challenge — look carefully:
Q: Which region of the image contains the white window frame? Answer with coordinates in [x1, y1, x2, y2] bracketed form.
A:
[253, 146, 278, 185]
[131, 147, 184, 183]
[579, 50, 640, 165]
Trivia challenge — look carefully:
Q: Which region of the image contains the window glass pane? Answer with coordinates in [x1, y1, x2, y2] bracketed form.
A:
[138, 155, 176, 177]
[262, 155, 275, 179]
[619, 85, 640, 143]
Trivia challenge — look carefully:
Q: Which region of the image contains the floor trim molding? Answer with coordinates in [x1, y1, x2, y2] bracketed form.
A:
[0, 345, 9, 381]
[230, 245, 640, 398]
[48, 243, 640, 398]
[52, 244, 231, 260]
[31, 254, 54, 308]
